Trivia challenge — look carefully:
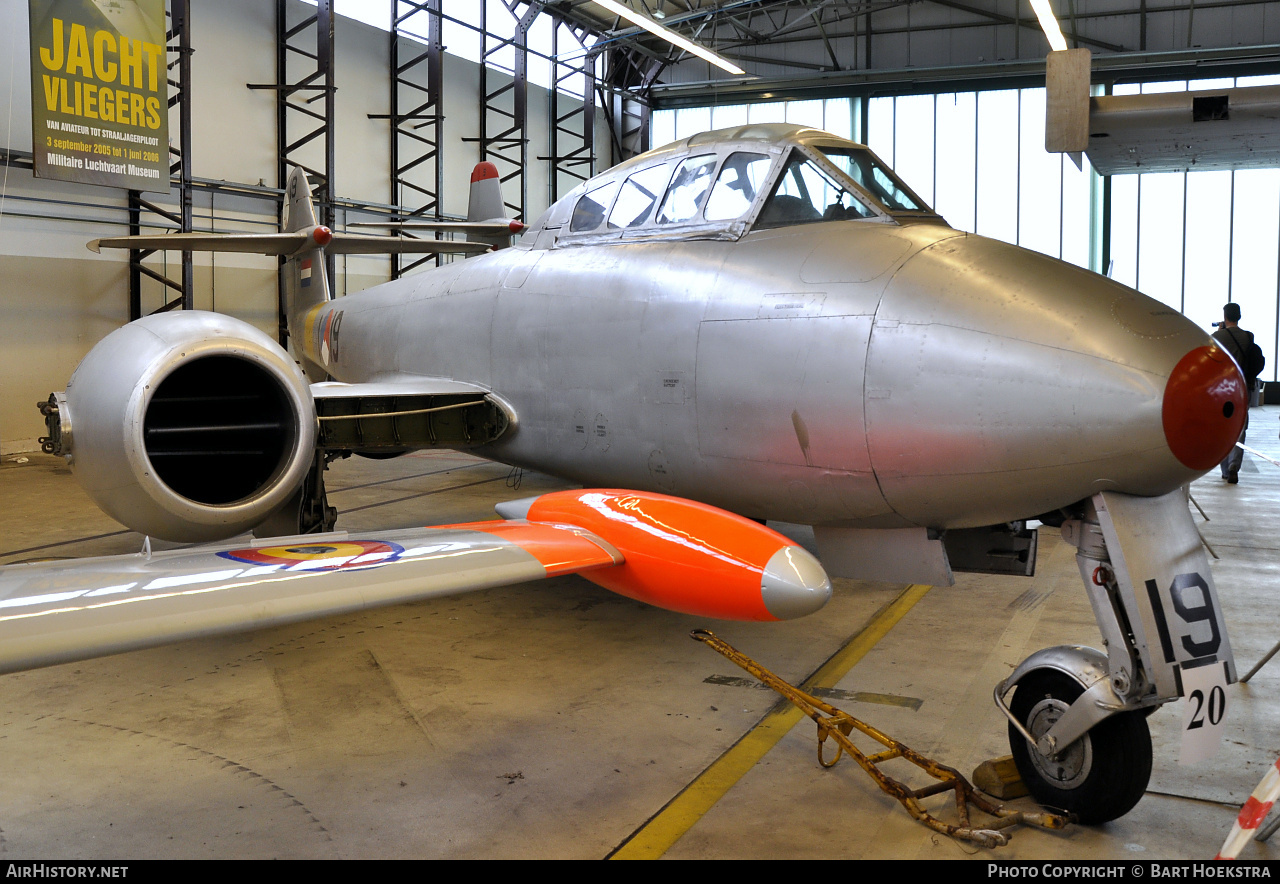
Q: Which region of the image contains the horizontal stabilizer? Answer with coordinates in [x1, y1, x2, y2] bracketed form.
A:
[349, 220, 526, 235]
[88, 229, 491, 256]
[326, 234, 488, 255]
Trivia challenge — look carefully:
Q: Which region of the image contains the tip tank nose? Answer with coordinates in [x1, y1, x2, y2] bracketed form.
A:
[1162, 344, 1248, 471]
[761, 546, 833, 620]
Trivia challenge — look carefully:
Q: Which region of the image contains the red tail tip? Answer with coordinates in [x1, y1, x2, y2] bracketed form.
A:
[471, 162, 500, 183]
[312, 226, 333, 246]
[509, 220, 526, 233]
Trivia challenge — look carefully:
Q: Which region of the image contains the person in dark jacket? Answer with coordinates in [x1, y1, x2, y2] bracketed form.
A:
[1212, 302, 1257, 484]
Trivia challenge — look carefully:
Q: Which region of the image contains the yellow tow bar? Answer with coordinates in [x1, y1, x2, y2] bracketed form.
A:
[691, 629, 1071, 849]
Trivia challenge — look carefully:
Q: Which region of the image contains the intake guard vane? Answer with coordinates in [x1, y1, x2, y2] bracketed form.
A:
[691, 630, 1071, 848]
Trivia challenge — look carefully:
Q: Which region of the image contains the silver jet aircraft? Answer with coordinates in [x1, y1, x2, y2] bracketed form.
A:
[17, 123, 1248, 825]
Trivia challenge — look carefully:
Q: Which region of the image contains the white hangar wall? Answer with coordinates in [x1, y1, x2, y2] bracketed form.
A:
[0, 0, 609, 454]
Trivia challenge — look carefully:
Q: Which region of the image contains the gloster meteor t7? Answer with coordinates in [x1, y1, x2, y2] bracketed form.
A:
[14, 123, 1246, 825]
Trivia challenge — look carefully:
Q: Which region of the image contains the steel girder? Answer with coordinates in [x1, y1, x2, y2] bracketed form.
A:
[128, 0, 194, 320]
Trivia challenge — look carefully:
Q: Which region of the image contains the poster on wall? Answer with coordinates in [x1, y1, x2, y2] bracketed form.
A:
[28, 0, 169, 192]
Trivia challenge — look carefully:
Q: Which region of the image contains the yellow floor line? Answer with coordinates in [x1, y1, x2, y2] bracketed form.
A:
[608, 582, 934, 860]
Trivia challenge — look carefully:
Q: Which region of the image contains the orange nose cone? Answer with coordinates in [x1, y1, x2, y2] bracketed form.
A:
[1162, 344, 1248, 470]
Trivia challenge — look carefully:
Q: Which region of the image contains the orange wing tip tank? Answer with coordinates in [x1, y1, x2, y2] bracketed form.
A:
[497, 489, 832, 622]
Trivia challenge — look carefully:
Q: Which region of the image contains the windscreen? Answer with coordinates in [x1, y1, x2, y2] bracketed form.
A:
[814, 145, 929, 213]
[757, 152, 876, 229]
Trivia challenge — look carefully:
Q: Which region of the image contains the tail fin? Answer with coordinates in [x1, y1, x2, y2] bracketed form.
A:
[283, 168, 332, 379]
[467, 162, 506, 222]
[466, 162, 519, 251]
[85, 165, 481, 383]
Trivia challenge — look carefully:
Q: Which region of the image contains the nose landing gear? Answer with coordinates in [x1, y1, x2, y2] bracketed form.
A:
[996, 488, 1233, 825]
[1006, 669, 1152, 824]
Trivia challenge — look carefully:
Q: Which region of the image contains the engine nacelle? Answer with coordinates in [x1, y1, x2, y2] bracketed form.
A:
[48, 312, 317, 542]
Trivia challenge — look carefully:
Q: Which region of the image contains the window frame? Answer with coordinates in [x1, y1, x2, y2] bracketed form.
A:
[568, 179, 622, 234]
[654, 153, 723, 227]
[607, 160, 679, 231]
[554, 146, 792, 245]
[807, 141, 937, 218]
[703, 150, 778, 223]
[751, 147, 890, 232]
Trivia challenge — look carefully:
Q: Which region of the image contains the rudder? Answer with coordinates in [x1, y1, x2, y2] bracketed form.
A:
[283, 168, 333, 379]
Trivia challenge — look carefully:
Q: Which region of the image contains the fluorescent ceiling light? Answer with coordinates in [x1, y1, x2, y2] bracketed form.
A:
[1030, 0, 1069, 52]
[593, 0, 745, 75]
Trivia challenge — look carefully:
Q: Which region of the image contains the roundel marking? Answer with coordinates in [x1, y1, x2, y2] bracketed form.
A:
[218, 540, 404, 571]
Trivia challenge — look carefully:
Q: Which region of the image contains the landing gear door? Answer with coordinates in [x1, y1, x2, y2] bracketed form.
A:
[1094, 489, 1236, 701]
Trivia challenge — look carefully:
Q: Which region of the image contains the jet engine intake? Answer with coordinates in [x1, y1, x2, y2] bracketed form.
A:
[49, 312, 317, 542]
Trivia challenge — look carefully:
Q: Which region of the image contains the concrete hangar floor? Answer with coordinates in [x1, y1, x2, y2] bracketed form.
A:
[2, 415, 1280, 860]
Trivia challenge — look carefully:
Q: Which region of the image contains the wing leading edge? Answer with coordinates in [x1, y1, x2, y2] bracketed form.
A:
[0, 490, 831, 675]
[0, 521, 618, 675]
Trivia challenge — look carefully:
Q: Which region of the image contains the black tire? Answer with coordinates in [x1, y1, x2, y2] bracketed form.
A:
[1007, 670, 1153, 824]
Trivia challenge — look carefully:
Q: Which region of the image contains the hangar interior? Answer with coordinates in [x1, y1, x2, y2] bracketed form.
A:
[4, 0, 1280, 861]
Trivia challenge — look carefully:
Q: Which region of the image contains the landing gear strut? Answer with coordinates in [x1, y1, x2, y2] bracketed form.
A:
[254, 450, 339, 537]
[995, 489, 1234, 825]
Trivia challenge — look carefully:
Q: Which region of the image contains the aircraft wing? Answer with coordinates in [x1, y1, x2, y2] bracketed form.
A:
[0, 520, 617, 675]
[88, 230, 490, 256]
[311, 376, 494, 400]
[0, 490, 831, 675]
[308, 377, 512, 451]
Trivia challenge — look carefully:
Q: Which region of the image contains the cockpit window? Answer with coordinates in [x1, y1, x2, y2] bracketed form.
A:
[703, 152, 773, 222]
[757, 152, 876, 229]
[570, 180, 619, 232]
[608, 162, 674, 229]
[655, 154, 718, 225]
[815, 146, 927, 212]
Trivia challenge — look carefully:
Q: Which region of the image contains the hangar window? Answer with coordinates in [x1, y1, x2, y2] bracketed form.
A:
[757, 152, 875, 229]
[570, 180, 620, 232]
[816, 146, 926, 212]
[608, 162, 675, 229]
[704, 152, 774, 221]
[655, 154, 718, 225]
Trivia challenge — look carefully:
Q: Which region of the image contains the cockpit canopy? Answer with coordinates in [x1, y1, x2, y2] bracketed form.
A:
[534, 123, 936, 247]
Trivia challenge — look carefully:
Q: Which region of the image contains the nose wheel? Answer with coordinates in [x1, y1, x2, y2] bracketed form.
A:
[1007, 671, 1153, 824]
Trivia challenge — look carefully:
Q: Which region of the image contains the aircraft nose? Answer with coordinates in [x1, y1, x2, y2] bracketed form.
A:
[1162, 344, 1248, 470]
[760, 545, 832, 620]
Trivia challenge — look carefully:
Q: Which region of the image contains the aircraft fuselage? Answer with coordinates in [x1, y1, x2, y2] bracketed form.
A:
[313, 210, 1219, 531]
